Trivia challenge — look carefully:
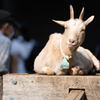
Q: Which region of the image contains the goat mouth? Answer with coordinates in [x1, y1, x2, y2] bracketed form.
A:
[67, 43, 76, 47]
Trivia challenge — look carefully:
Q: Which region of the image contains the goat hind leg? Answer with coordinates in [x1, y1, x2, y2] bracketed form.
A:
[78, 69, 87, 75]
[69, 67, 81, 75]
[69, 67, 87, 75]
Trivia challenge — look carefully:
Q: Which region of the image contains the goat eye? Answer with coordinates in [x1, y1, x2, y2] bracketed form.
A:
[65, 26, 68, 29]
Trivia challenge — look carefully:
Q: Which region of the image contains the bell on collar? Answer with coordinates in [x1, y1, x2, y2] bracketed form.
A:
[60, 57, 69, 69]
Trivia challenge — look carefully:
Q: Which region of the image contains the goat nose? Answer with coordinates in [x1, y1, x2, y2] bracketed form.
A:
[69, 39, 75, 44]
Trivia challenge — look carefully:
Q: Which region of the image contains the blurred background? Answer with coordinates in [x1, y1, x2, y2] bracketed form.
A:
[0, 0, 99, 53]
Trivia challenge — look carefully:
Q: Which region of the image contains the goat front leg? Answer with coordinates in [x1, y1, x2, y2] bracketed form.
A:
[36, 66, 54, 75]
[69, 66, 87, 75]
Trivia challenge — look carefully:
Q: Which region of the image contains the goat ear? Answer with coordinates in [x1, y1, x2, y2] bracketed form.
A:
[52, 19, 66, 27]
[84, 16, 94, 26]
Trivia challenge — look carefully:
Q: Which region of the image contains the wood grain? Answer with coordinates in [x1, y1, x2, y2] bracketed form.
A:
[65, 90, 85, 100]
[2, 74, 100, 100]
[0, 76, 2, 100]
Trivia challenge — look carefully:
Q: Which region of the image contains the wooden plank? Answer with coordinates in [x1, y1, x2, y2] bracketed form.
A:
[65, 90, 85, 100]
[75, 90, 85, 100]
[0, 76, 3, 100]
[2, 74, 100, 100]
[96, 73, 100, 76]
[6, 73, 28, 75]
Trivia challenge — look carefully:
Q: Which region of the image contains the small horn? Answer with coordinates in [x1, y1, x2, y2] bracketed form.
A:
[52, 19, 65, 26]
[70, 5, 74, 19]
[79, 7, 84, 19]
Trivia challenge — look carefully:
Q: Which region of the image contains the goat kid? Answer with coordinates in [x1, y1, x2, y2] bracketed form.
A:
[34, 5, 100, 75]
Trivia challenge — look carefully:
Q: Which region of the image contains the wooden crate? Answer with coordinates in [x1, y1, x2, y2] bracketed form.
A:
[0, 76, 2, 100]
[2, 74, 100, 100]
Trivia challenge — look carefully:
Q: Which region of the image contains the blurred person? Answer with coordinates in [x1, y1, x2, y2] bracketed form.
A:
[25, 39, 45, 73]
[0, 10, 18, 75]
[10, 22, 37, 73]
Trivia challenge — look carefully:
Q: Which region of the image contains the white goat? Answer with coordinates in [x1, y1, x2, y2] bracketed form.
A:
[34, 5, 100, 75]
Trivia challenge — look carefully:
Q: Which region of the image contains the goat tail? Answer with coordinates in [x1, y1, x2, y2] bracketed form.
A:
[85, 49, 100, 72]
